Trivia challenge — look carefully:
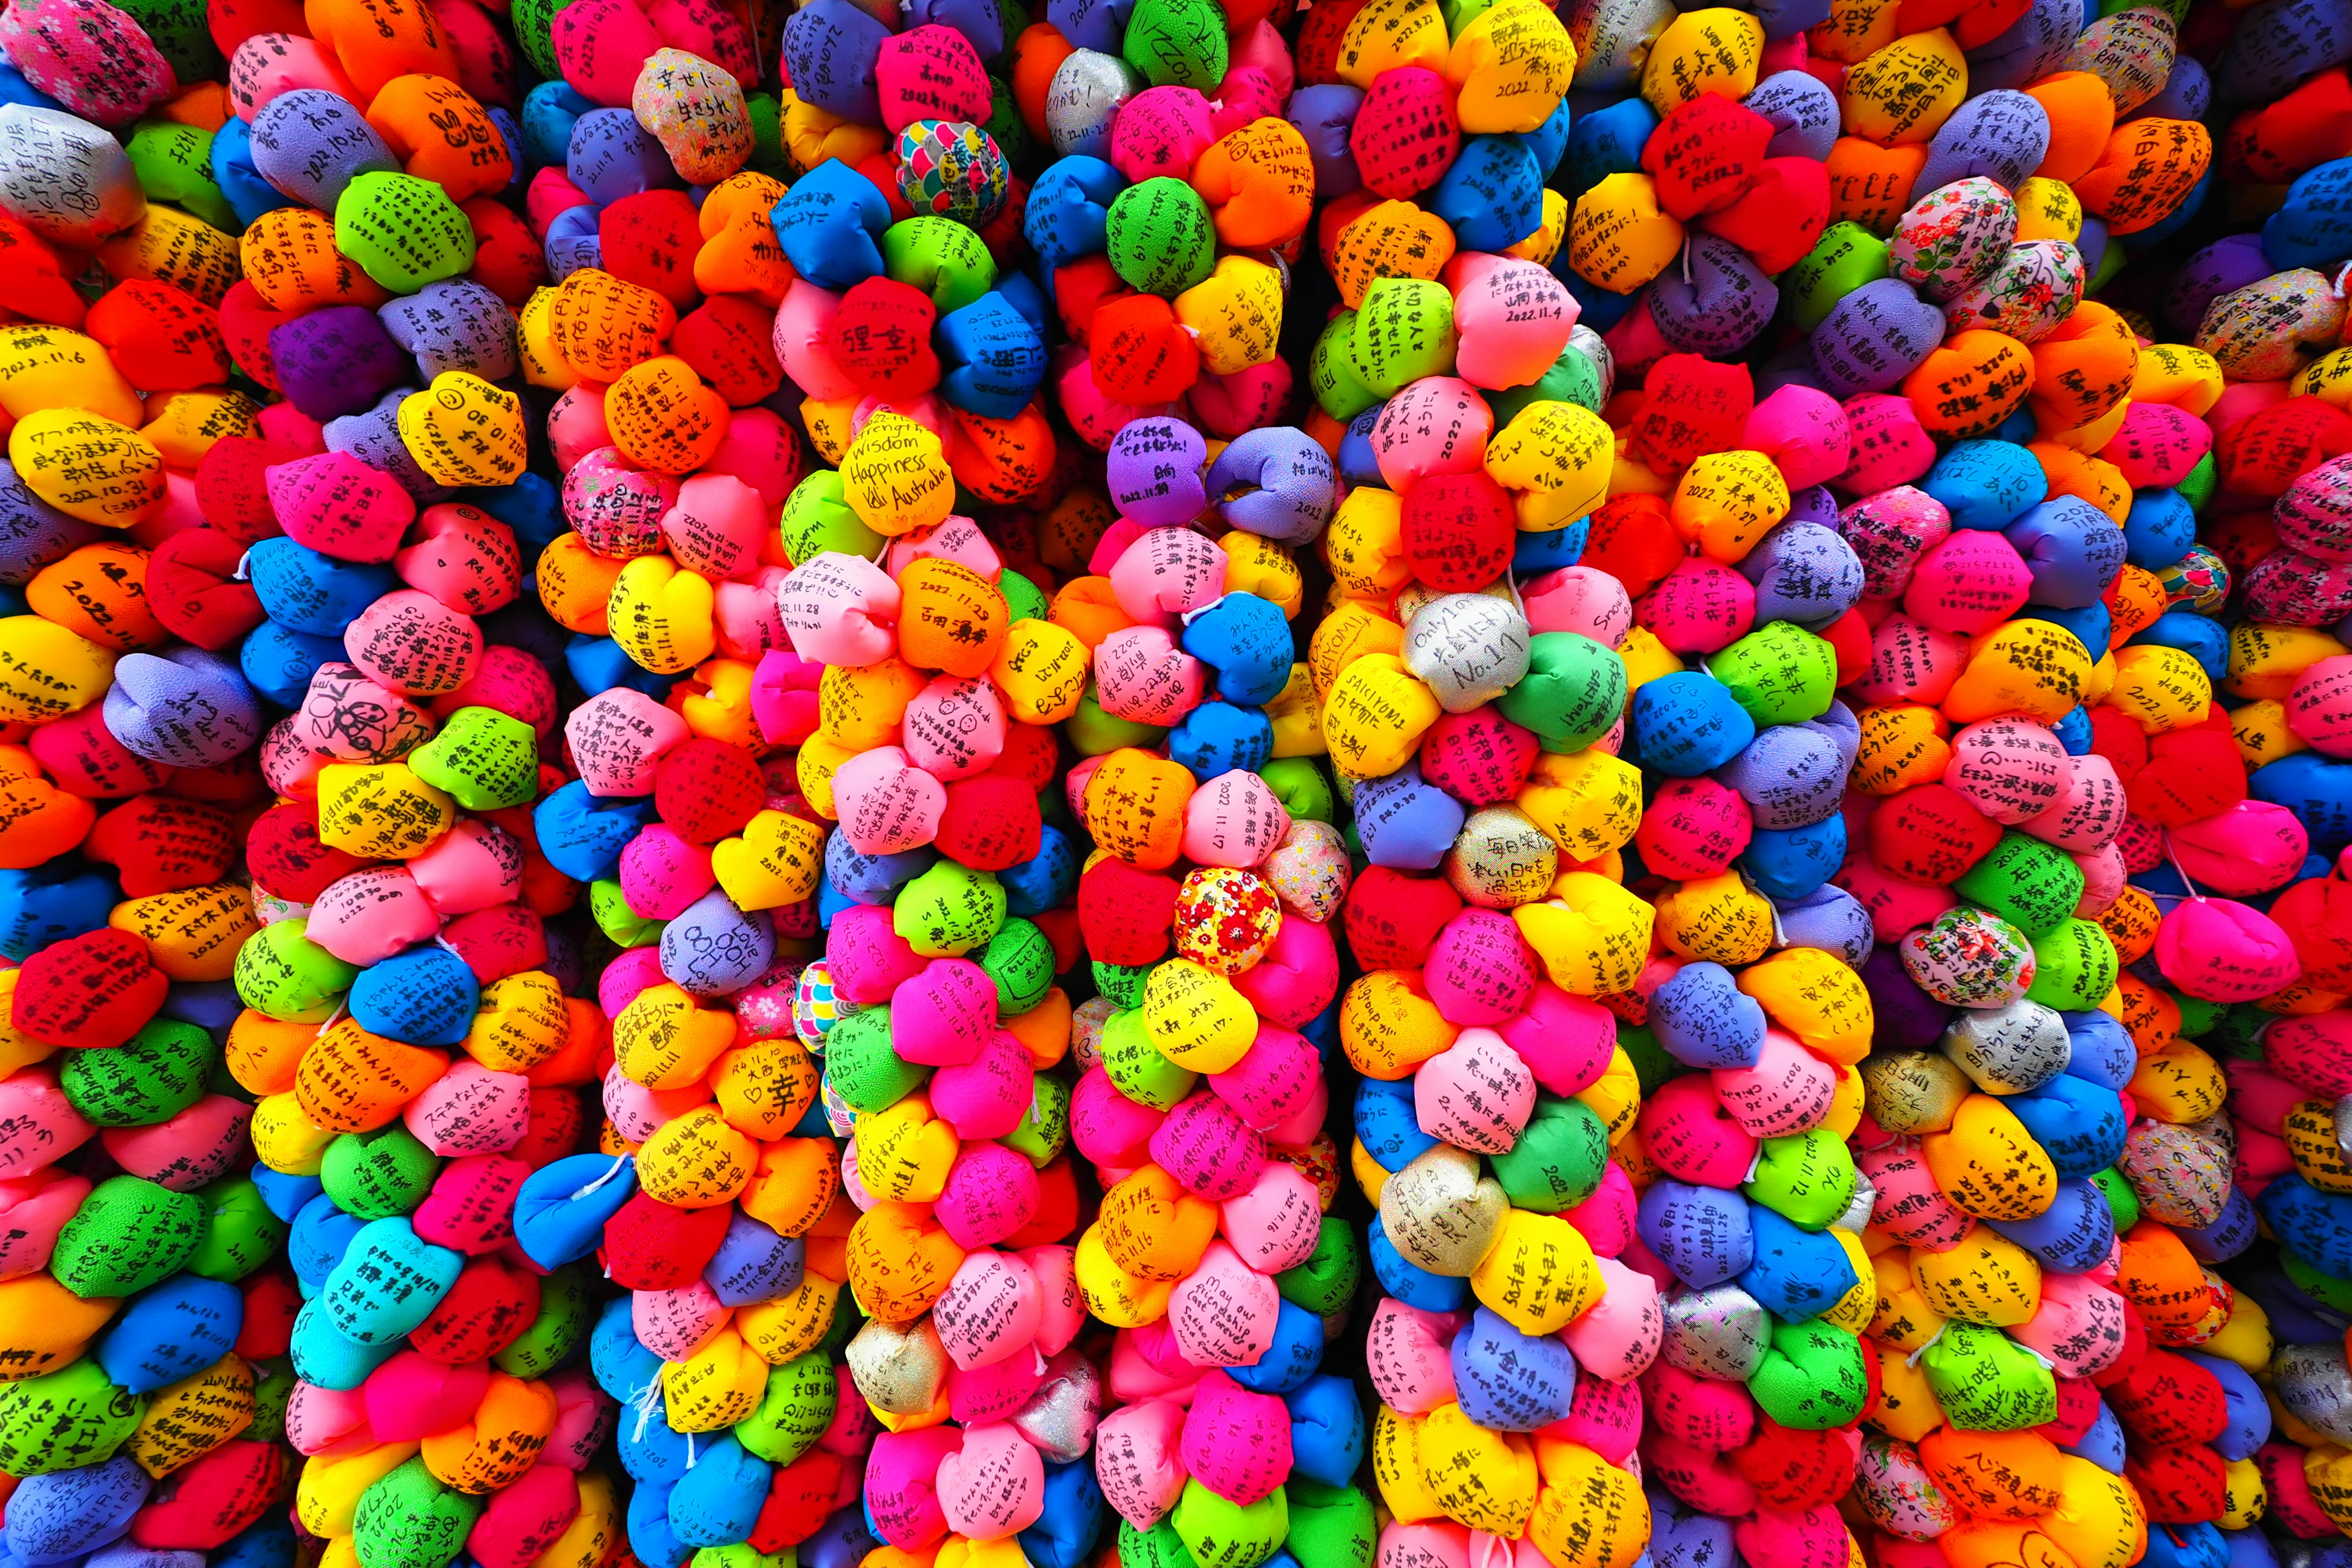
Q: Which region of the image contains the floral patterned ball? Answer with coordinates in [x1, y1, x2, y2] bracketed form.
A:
[1899, 906, 2035, 1007]
[1172, 866, 1283, 976]
[2157, 542, 2230, 614]
[896, 119, 1009, 225]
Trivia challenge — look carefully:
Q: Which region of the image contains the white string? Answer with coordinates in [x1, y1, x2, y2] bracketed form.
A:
[568, 1153, 631, 1202]
[312, 1001, 347, 1038]
[630, 1374, 662, 1442]
[1904, 1322, 1947, 1368]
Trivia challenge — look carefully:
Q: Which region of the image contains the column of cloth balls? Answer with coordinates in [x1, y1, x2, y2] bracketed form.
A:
[1295, 315, 1663, 1567]
[0, 32, 332, 1553]
[212, 447, 624, 1568]
[760, 413, 1116, 1568]
[1030, 412, 1376, 1568]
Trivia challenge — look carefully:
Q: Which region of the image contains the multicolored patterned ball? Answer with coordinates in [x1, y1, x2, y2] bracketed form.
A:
[1172, 866, 1283, 975]
[895, 119, 1010, 225]
[1899, 906, 2036, 1008]
[793, 960, 854, 1046]
[2157, 542, 2231, 615]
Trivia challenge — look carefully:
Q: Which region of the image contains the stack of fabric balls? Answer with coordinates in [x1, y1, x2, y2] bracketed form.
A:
[761, 407, 1109, 1568]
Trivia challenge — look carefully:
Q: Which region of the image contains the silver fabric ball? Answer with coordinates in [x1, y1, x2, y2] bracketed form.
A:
[1044, 51, 1141, 159]
[2277, 1342, 2352, 1446]
[1939, 998, 2069, 1095]
[1404, 594, 1532, 714]
[1659, 1283, 1771, 1382]
[1010, 1346, 1101, 1462]
[0, 104, 145, 248]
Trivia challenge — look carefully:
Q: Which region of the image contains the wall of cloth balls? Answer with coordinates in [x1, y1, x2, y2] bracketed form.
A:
[10, 2, 2352, 1568]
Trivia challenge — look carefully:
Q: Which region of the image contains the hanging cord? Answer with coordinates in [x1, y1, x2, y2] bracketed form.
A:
[569, 1153, 632, 1202]
[2161, 830, 2206, 903]
[630, 1373, 663, 1442]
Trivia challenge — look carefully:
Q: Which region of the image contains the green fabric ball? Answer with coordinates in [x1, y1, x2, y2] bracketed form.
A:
[590, 879, 666, 948]
[893, 862, 1006, 957]
[1120, 0, 1228, 87]
[2024, 918, 2119, 1011]
[1120, 1518, 1196, 1568]
[780, 470, 883, 566]
[61, 1017, 211, 1127]
[981, 918, 1055, 1014]
[1490, 1096, 1610, 1213]
[407, 707, 540, 811]
[1285, 1482, 1374, 1568]
[1494, 632, 1626, 755]
[0, 1359, 141, 1474]
[1172, 1480, 1286, 1568]
[2178, 450, 2217, 515]
[1000, 567, 1049, 627]
[824, 1006, 929, 1115]
[494, 1264, 595, 1379]
[233, 918, 358, 1022]
[124, 122, 234, 232]
[1105, 178, 1216, 296]
[1259, 759, 1333, 824]
[1345, 280, 1457, 398]
[1487, 343, 1607, 427]
[1310, 313, 1377, 422]
[1712, 620, 1838, 726]
[1954, 834, 2084, 939]
[2089, 1166, 2141, 1235]
[1093, 962, 1152, 1010]
[1919, 1322, 2056, 1431]
[353, 1455, 481, 1568]
[322, 1126, 443, 1221]
[736, 1350, 838, 1466]
[187, 1175, 288, 1283]
[1745, 1128, 1857, 1230]
[1101, 1006, 1194, 1110]
[108, 0, 217, 80]
[1068, 687, 1170, 755]
[1006, 1071, 1071, 1166]
[1747, 1319, 1866, 1431]
[1276, 1219, 1361, 1317]
[883, 217, 999, 312]
[1615, 1022, 1684, 1095]
[1784, 222, 1890, 333]
[53, 1175, 203, 1297]
[247, 1354, 295, 1444]
[334, 172, 476, 295]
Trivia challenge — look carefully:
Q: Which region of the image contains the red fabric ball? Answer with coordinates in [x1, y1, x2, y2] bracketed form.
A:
[1732, 1418, 1855, 1510]
[1642, 95, 1773, 221]
[2125, 1446, 2227, 1525]
[81, 793, 236, 895]
[1626, 356, 1754, 479]
[2106, 1349, 2229, 1447]
[752, 1450, 846, 1552]
[2218, 396, 2352, 499]
[989, 722, 1060, 794]
[213, 281, 288, 393]
[193, 437, 296, 544]
[462, 198, 550, 306]
[1009, 1155, 1081, 1249]
[1343, 866, 1462, 969]
[128, 1439, 287, 1550]
[1402, 470, 1515, 592]
[1077, 856, 1178, 967]
[247, 802, 376, 903]
[0, 213, 86, 328]
[830, 276, 941, 399]
[655, 738, 766, 845]
[467, 1464, 581, 1568]
[936, 772, 1043, 870]
[1419, 709, 1537, 805]
[2267, 875, 2352, 992]
[598, 189, 704, 309]
[673, 295, 783, 408]
[1864, 783, 2001, 886]
[408, 1254, 542, 1363]
[233, 1270, 300, 1360]
[85, 280, 232, 391]
[2129, 721, 2245, 825]
[1582, 493, 1688, 598]
[145, 527, 266, 650]
[1089, 292, 1198, 405]
[12, 927, 167, 1048]
[442, 903, 550, 984]
[602, 1189, 732, 1289]
[511, 1086, 589, 1166]
[28, 704, 170, 798]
